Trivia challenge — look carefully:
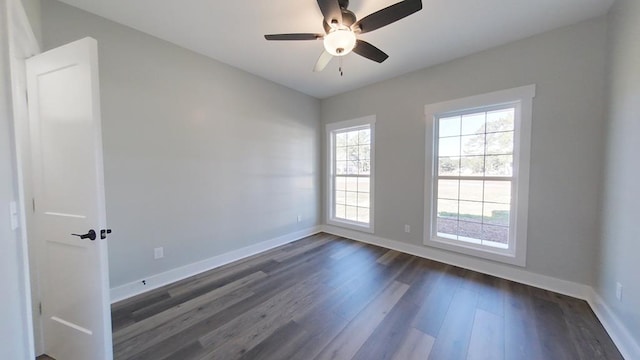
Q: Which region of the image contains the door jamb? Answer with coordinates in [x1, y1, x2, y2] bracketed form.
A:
[7, 0, 41, 356]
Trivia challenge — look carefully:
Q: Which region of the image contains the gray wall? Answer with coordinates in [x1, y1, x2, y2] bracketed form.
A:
[321, 17, 608, 285]
[20, 0, 41, 46]
[598, 0, 640, 346]
[41, 0, 321, 288]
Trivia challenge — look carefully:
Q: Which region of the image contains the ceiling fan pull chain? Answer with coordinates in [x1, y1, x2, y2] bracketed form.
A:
[339, 56, 344, 76]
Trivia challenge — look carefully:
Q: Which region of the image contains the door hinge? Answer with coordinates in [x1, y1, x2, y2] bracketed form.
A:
[38, 302, 42, 316]
[32, 198, 36, 212]
[25, 91, 28, 105]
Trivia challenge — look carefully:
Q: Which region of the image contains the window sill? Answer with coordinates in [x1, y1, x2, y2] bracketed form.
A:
[425, 235, 525, 267]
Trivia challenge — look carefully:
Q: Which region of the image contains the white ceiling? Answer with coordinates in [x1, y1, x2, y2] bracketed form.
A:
[57, 0, 614, 99]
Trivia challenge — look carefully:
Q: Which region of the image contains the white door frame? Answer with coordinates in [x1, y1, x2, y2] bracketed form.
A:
[6, 0, 41, 356]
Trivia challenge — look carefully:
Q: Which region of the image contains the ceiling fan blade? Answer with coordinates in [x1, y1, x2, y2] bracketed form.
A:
[313, 50, 334, 72]
[353, 40, 389, 63]
[317, 0, 343, 26]
[354, 0, 422, 34]
[264, 33, 323, 41]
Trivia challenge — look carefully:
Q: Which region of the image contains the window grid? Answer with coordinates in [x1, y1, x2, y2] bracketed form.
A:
[333, 126, 371, 225]
[435, 107, 515, 249]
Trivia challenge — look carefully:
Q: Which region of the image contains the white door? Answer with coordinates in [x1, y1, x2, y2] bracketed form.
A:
[26, 37, 113, 360]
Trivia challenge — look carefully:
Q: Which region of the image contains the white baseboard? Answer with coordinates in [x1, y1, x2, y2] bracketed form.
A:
[586, 289, 640, 360]
[110, 226, 322, 303]
[322, 225, 590, 299]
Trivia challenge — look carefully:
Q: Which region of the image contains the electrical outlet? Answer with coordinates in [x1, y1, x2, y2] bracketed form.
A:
[404, 224, 411, 233]
[297, 215, 302, 223]
[154, 247, 164, 259]
[616, 282, 623, 301]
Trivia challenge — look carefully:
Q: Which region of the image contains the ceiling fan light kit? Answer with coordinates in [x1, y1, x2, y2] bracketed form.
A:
[264, 0, 423, 73]
[324, 27, 357, 56]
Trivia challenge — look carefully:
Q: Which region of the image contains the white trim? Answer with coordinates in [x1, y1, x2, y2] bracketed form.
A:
[326, 115, 376, 233]
[6, 0, 40, 357]
[110, 226, 322, 303]
[424, 85, 535, 267]
[586, 289, 640, 360]
[322, 225, 589, 299]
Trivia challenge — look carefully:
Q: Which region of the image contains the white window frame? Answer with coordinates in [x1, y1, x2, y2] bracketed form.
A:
[424, 85, 535, 266]
[326, 115, 376, 233]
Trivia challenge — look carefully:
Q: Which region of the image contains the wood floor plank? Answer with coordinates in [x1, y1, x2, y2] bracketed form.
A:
[377, 249, 401, 265]
[466, 309, 504, 360]
[237, 320, 310, 360]
[113, 271, 266, 344]
[531, 295, 581, 360]
[553, 293, 624, 360]
[412, 265, 464, 337]
[314, 281, 409, 360]
[392, 327, 435, 360]
[196, 270, 331, 358]
[428, 287, 479, 360]
[352, 298, 420, 360]
[503, 281, 543, 360]
[114, 286, 254, 359]
[330, 240, 366, 260]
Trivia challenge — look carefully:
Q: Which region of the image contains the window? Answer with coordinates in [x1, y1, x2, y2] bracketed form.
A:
[425, 85, 535, 266]
[327, 116, 375, 232]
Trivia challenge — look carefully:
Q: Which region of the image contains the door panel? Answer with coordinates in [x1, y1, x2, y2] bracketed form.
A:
[26, 37, 113, 360]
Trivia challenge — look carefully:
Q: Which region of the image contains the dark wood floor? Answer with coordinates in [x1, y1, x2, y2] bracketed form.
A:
[111, 233, 623, 360]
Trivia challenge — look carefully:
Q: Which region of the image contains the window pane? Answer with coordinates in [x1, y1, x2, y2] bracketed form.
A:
[358, 129, 370, 144]
[335, 176, 346, 191]
[345, 206, 358, 221]
[346, 160, 358, 175]
[439, 116, 461, 137]
[336, 146, 347, 161]
[346, 131, 359, 146]
[439, 136, 461, 157]
[437, 199, 458, 219]
[461, 113, 485, 135]
[483, 203, 510, 226]
[461, 134, 485, 156]
[482, 224, 509, 245]
[438, 157, 460, 176]
[486, 109, 514, 132]
[484, 181, 511, 204]
[336, 161, 347, 175]
[459, 201, 483, 223]
[485, 155, 512, 176]
[359, 145, 370, 160]
[335, 204, 346, 219]
[437, 217, 457, 239]
[357, 192, 370, 207]
[335, 190, 346, 205]
[357, 177, 370, 193]
[438, 180, 459, 200]
[345, 191, 358, 206]
[346, 177, 358, 191]
[336, 132, 347, 147]
[458, 221, 482, 241]
[486, 131, 513, 155]
[459, 180, 483, 201]
[357, 207, 370, 223]
[358, 160, 370, 175]
[460, 156, 484, 176]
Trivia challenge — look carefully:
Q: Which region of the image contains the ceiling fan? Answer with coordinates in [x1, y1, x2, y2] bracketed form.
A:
[264, 0, 423, 73]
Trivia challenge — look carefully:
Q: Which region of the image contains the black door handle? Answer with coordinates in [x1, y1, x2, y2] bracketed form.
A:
[100, 229, 112, 239]
[71, 229, 97, 241]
